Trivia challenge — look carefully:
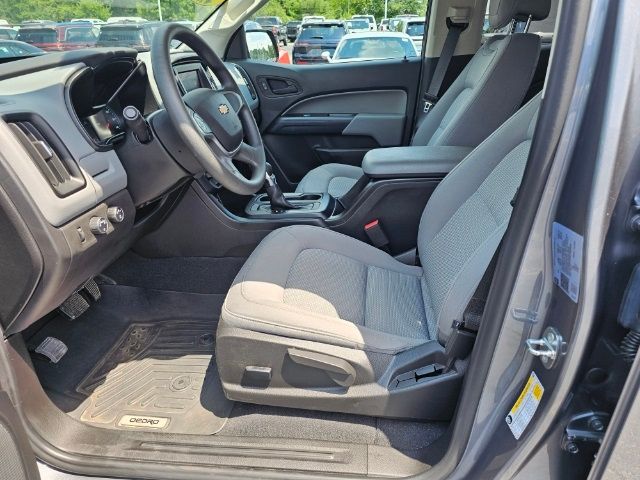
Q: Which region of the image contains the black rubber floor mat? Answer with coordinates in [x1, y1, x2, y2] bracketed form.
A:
[73, 320, 232, 435]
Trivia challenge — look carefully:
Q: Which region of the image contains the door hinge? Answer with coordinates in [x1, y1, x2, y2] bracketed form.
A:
[561, 411, 610, 454]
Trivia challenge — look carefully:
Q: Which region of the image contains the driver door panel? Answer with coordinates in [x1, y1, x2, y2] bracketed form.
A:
[237, 59, 421, 191]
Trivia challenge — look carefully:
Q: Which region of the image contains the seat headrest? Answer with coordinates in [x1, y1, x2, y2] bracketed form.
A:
[488, 0, 552, 30]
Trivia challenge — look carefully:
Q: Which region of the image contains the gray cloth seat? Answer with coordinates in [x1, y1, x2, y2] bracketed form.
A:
[217, 94, 541, 419]
[295, 0, 550, 198]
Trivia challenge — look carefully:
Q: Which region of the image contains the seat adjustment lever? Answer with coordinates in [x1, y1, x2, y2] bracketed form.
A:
[287, 348, 356, 388]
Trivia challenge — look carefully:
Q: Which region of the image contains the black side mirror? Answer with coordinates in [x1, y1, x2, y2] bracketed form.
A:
[245, 29, 279, 62]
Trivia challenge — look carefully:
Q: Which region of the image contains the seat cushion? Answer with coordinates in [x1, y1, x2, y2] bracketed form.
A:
[295, 163, 363, 197]
[222, 225, 436, 355]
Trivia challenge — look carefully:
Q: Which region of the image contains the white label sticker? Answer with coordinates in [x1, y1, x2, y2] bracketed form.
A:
[552, 222, 584, 303]
[35, 336, 68, 363]
[506, 371, 544, 440]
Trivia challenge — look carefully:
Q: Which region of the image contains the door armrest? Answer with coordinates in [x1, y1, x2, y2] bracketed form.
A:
[362, 145, 473, 179]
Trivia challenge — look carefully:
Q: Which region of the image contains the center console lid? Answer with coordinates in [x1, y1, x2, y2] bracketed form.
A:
[362, 145, 473, 179]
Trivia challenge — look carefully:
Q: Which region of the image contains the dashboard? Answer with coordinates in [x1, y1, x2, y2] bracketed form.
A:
[0, 47, 260, 335]
[69, 53, 259, 149]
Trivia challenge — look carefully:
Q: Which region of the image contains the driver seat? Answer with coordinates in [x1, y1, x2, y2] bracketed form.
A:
[217, 94, 541, 420]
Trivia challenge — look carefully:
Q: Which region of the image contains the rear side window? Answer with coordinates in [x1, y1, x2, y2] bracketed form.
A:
[17, 29, 56, 43]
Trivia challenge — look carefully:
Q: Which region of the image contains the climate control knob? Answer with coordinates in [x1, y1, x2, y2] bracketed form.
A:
[89, 216, 109, 235]
[106, 206, 125, 224]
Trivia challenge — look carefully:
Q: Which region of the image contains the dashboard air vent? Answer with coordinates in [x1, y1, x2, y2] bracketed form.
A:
[7, 119, 85, 197]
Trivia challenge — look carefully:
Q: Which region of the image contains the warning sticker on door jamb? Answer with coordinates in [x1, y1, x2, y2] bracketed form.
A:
[506, 371, 544, 440]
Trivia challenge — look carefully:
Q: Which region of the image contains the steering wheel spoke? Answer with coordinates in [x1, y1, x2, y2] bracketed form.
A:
[235, 141, 260, 168]
[223, 91, 246, 115]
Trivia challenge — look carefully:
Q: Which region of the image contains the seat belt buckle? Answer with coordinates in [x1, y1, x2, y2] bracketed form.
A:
[364, 219, 390, 249]
[444, 320, 477, 362]
[423, 93, 438, 113]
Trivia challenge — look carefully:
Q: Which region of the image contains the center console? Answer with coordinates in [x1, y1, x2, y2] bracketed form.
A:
[135, 145, 473, 259]
[243, 145, 473, 222]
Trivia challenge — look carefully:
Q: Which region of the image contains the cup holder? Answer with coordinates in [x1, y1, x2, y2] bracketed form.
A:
[291, 193, 322, 201]
[246, 192, 334, 219]
[255, 193, 322, 203]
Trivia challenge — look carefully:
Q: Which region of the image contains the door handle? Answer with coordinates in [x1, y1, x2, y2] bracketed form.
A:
[266, 77, 300, 95]
[271, 85, 299, 95]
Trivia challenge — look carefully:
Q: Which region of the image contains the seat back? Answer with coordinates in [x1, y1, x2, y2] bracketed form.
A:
[418, 93, 541, 343]
[412, 0, 551, 148]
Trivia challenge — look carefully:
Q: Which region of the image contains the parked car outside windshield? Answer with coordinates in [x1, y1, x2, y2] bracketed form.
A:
[16, 24, 98, 51]
[351, 14, 376, 31]
[0, 39, 45, 58]
[244, 20, 262, 31]
[332, 33, 418, 62]
[255, 16, 287, 45]
[398, 19, 425, 54]
[0, 0, 224, 59]
[292, 22, 347, 64]
[96, 22, 162, 51]
[286, 20, 301, 41]
[0, 27, 17, 40]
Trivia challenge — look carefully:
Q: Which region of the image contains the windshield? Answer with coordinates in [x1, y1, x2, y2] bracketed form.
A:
[256, 17, 278, 26]
[16, 28, 56, 43]
[348, 20, 369, 30]
[406, 22, 425, 37]
[352, 16, 372, 24]
[0, 0, 224, 58]
[298, 25, 345, 41]
[334, 36, 417, 60]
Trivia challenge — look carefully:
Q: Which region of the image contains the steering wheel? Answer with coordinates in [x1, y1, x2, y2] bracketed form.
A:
[151, 23, 266, 195]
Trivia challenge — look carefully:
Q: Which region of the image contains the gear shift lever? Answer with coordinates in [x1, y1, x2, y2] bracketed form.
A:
[264, 163, 298, 211]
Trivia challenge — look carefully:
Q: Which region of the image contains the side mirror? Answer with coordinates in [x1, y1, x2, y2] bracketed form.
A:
[321, 51, 332, 62]
[246, 29, 279, 62]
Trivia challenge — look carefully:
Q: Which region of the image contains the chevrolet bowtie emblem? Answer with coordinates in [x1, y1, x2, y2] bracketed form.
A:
[218, 104, 230, 115]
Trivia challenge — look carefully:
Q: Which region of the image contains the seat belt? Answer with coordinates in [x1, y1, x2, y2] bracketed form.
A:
[463, 188, 521, 326]
[444, 241, 502, 369]
[422, 8, 470, 113]
[443, 186, 522, 369]
[460, 246, 501, 332]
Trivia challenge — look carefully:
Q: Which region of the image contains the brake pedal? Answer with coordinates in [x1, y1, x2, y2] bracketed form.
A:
[59, 292, 90, 320]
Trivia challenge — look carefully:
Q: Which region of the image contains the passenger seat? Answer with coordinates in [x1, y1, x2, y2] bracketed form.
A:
[295, 0, 551, 198]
